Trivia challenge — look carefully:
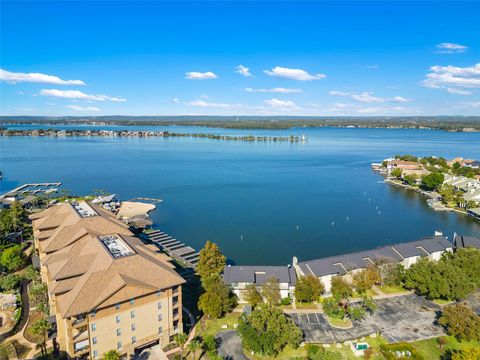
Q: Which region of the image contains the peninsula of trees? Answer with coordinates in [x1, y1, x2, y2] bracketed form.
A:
[1, 115, 480, 132]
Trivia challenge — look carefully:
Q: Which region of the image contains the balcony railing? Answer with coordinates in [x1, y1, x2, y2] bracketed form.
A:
[72, 317, 87, 327]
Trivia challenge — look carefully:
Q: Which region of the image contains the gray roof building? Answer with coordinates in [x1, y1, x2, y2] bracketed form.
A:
[297, 236, 453, 277]
[223, 265, 297, 286]
[454, 234, 480, 249]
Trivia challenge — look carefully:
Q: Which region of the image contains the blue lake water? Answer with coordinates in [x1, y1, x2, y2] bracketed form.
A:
[1, 125, 480, 265]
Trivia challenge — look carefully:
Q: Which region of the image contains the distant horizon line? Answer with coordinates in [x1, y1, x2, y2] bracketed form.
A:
[2, 115, 480, 119]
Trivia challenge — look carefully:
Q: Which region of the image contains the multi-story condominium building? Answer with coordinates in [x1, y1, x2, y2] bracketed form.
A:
[30, 201, 185, 359]
[293, 235, 453, 293]
[223, 265, 297, 302]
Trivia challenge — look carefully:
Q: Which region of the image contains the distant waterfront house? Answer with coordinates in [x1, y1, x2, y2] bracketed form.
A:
[463, 189, 480, 205]
[387, 160, 423, 174]
[443, 175, 480, 192]
[294, 235, 453, 293]
[467, 208, 480, 220]
[223, 265, 297, 302]
[466, 160, 480, 169]
[454, 234, 480, 249]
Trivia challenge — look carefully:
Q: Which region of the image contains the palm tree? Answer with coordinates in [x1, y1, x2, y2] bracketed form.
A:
[174, 332, 188, 360]
[103, 350, 121, 360]
[188, 338, 201, 360]
[31, 318, 51, 355]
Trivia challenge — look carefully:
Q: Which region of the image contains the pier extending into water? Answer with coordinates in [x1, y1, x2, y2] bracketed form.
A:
[147, 230, 200, 269]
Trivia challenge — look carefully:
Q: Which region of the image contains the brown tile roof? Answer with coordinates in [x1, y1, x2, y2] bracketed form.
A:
[33, 203, 185, 318]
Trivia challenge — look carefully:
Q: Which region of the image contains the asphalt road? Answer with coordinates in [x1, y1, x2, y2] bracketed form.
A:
[292, 294, 445, 343]
[217, 330, 250, 360]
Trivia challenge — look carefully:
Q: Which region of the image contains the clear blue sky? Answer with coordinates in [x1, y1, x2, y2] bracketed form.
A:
[1, 1, 479, 116]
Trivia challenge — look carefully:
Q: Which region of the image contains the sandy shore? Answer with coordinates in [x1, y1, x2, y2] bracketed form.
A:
[117, 201, 156, 219]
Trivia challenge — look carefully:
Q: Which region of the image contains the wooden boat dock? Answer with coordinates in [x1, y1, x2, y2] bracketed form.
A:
[147, 230, 200, 269]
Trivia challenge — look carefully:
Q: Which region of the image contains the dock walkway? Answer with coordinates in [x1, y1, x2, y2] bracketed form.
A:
[148, 230, 200, 268]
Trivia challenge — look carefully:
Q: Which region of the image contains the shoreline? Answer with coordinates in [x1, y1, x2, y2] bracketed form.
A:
[2, 120, 480, 132]
[0, 129, 304, 142]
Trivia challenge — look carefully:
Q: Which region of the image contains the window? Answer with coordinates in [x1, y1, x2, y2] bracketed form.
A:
[131, 324, 136, 331]
[132, 336, 137, 344]
[157, 314, 162, 321]
[117, 328, 122, 336]
[158, 326, 162, 334]
[130, 298, 135, 305]
[90, 310, 96, 318]
[93, 350, 98, 359]
[92, 337, 97, 345]
[157, 302, 162, 309]
[117, 341, 122, 350]
[130, 310, 135, 319]
[91, 323, 96, 331]
[157, 290, 161, 297]
[115, 303, 120, 310]
[115, 315, 121, 324]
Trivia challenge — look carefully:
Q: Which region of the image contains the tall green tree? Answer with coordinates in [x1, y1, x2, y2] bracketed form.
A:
[421, 172, 445, 190]
[330, 277, 353, 300]
[439, 304, 480, 342]
[261, 277, 281, 306]
[295, 275, 324, 303]
[352, 265, 380, 294]
[238, 305, 302, 356]
[198, 277, 236, 318]
[0, 245, 27, 272]
[195, 241, 226, 281]
[390, 168, 402, 179]
[244, 284, 263, 307]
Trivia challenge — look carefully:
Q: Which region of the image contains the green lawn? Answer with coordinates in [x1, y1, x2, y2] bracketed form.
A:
[325, 315, 352, 328]
[23, 311, 44, 344]
[295, 302, 318, 310]
[410, 336, 480, 359]
[352, 289, 378, 298]
[195, 312, 241, 337]
[377, 284, 409, 294]
[432, 298, 454, 306]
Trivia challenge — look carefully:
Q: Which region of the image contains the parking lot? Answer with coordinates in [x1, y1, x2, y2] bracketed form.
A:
[291, 294, 445, 343]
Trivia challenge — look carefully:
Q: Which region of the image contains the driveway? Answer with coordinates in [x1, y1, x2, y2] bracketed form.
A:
[217, 330, 249, 360]
[465, 290, 480, 314]
[292, 294, 445, 343]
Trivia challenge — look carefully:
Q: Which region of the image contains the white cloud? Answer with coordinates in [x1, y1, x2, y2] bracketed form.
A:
[422, 63, 480, 94]
[0, 68, 85, 85]
[471, 101, 480, 108]
[391, 96, 408, 103]
[185, 99, 244, 109]
[366, 65, 379, 69]
[245, 87, 302, 93]
[436, 42, 468, 54]
[329, 90, 408, 103]
[14, 107, 35, 112]
[264, 98, 298, 109]
[446, 88, 472, 95]
[235, 65, 253, 77]
[67, 105, 100, 112]
[40, 89, 126, 102]
[185, 71, 218, 80]
[264, 66, 326, 81]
